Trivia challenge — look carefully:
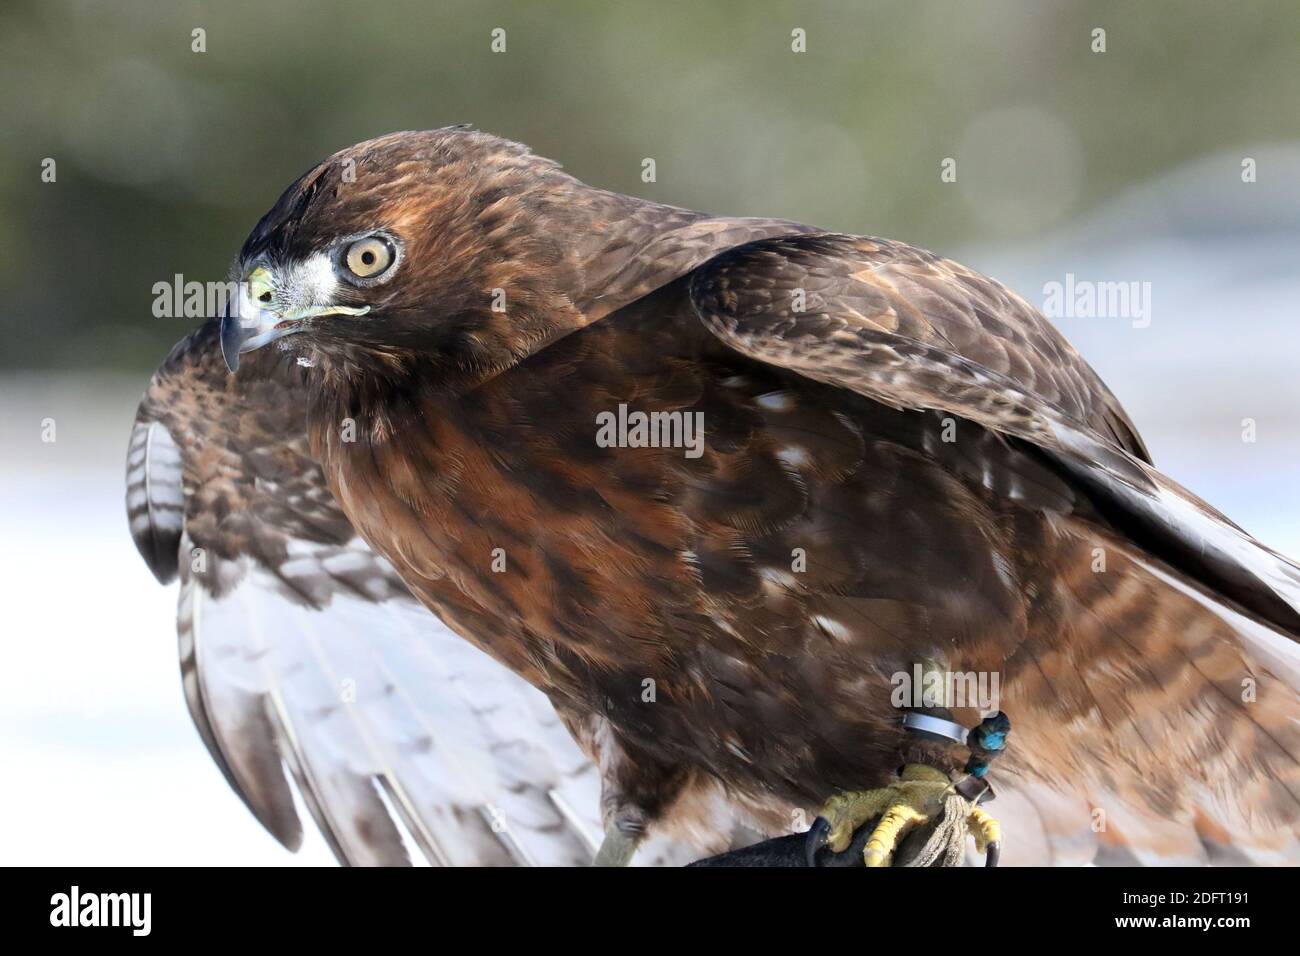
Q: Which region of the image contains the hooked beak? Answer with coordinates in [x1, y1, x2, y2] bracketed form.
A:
[220, 300, 370, 372]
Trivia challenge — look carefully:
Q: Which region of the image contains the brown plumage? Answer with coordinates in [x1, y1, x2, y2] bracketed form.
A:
[130, 322, 760, 865]
[137, 323, 769, 868]
[150, 128, 1300, 864]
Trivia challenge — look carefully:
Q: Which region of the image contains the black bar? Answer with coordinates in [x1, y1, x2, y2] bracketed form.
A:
[11, 866, 1276, 943]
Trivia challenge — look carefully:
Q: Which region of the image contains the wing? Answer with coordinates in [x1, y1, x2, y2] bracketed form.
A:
[127, 322, 611, 865]
[690, 233, 1300, 864]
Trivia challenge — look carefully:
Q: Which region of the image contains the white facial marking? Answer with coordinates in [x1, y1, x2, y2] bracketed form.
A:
[281, 252, 342, 314]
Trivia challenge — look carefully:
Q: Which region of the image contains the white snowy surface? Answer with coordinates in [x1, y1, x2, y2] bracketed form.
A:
[0, 375, 335, 865]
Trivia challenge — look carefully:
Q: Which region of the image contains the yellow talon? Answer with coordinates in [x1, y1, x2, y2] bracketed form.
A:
[968, 806, 1001, 854]
[864, 803, 927, 866]
[817, 788, 889, 853]
[809, 763, 956, 866]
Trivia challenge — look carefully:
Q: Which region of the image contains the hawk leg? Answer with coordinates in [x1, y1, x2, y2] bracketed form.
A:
[591, 824, 642, 867]
[576, 715, 691, 867]
[805, 763, 1001, 867]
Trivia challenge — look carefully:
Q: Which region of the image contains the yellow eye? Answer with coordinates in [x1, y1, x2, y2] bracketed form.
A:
[344, 236, 394, 278]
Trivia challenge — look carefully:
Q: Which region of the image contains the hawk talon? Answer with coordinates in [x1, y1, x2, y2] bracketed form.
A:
[804, 816, 832, 867]
[969, 804, 1002, 868]
[863, 802, 927, 867]
[806, 763, 1001, 867]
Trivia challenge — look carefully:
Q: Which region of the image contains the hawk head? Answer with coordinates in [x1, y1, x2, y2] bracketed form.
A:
[221, 128, 595, 384]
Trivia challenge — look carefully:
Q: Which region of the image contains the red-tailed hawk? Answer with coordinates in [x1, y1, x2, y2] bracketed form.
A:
[137, 128, 1300, 866]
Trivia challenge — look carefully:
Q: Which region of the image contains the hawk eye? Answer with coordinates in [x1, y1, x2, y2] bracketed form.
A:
[343, 236, 395, 280]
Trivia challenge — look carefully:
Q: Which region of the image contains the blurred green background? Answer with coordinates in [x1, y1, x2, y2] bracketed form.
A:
[3, 0, 1298, 372]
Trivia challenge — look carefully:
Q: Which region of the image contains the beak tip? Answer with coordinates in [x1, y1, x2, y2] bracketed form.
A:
[219, 313, 242, 373]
